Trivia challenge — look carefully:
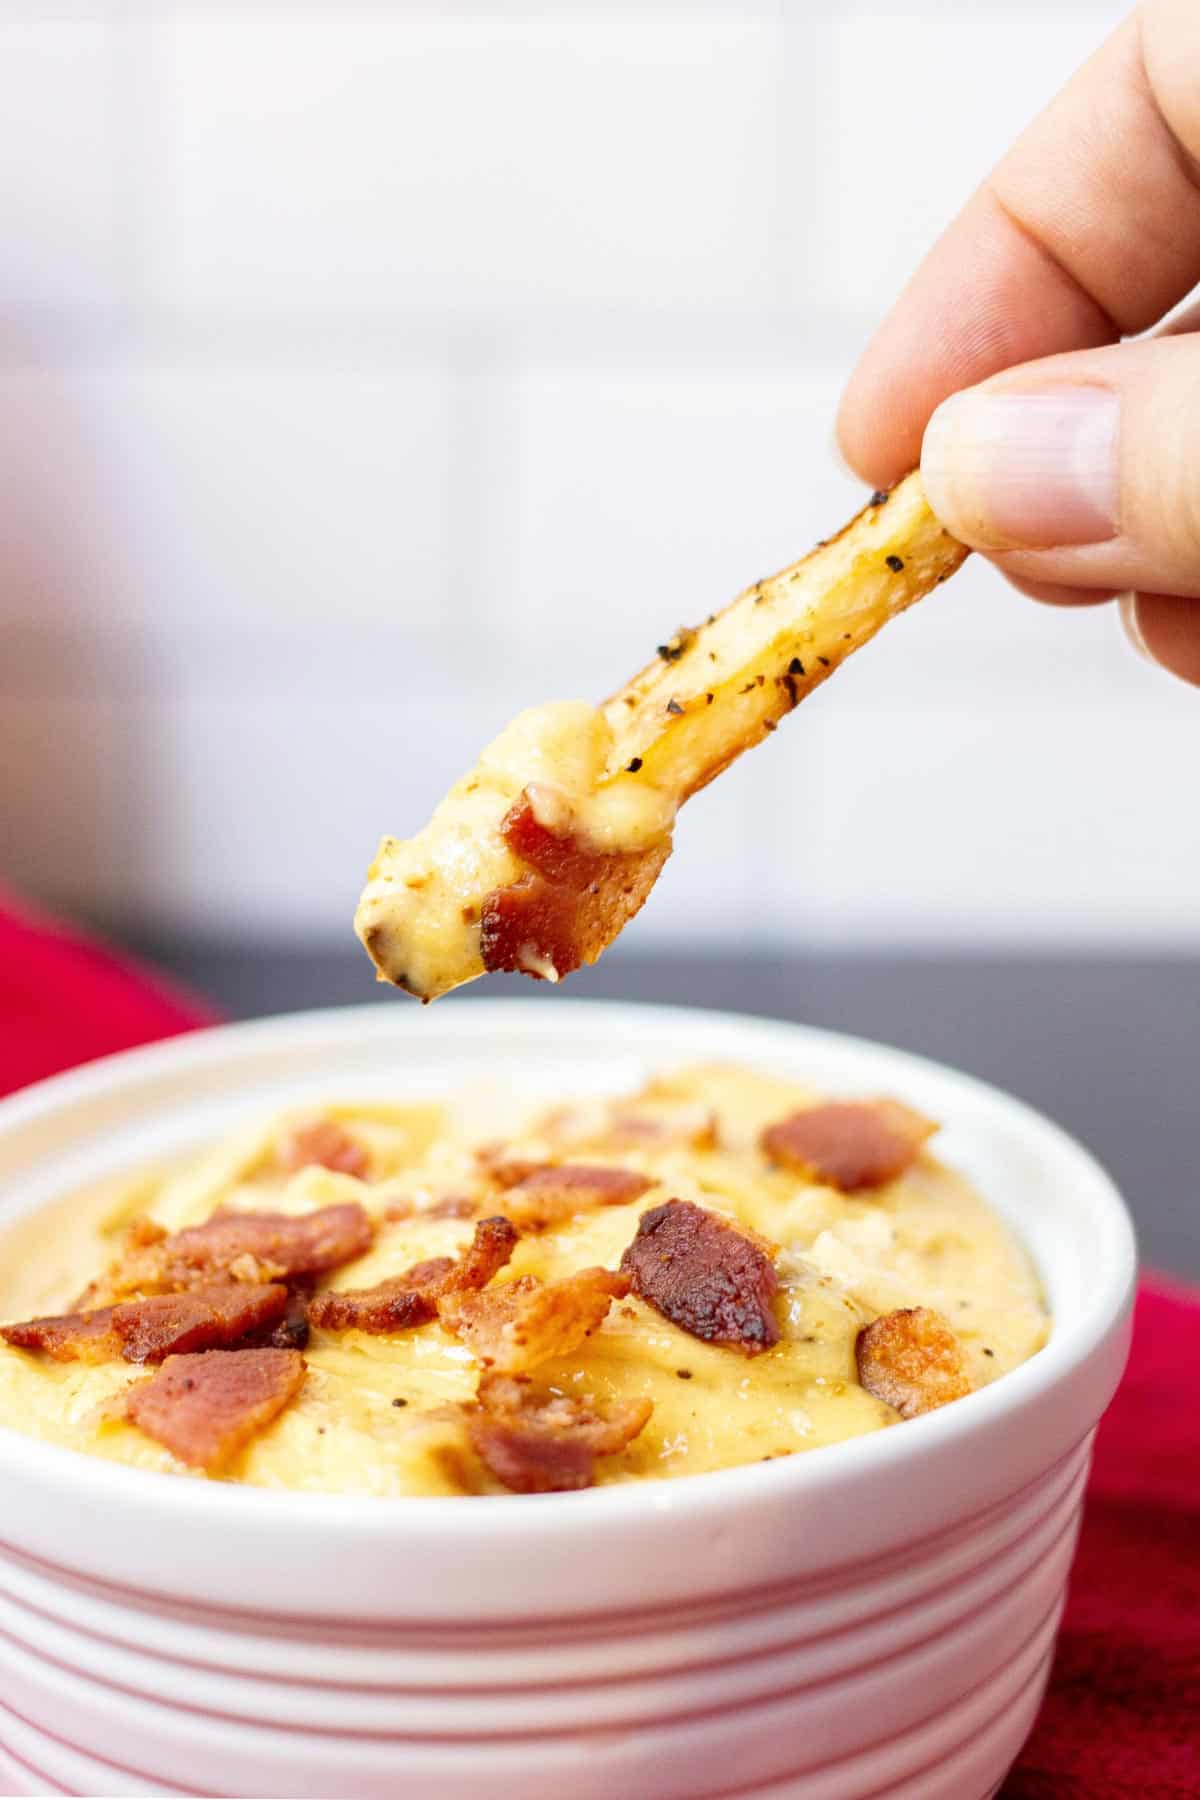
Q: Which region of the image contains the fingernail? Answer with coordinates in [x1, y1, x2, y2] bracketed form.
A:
[1118, 592, 1154, 664]
[921, 387, 1119, 550]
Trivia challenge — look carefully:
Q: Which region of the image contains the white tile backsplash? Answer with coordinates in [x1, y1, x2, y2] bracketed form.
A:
[0, 0, 1189, 953]
[146, 9, 784, 314]
[110, 692, 517, 941]
[0, 15, 126, 314]
[0, 357, 456, 675]
[487, 359, 863, 706]
[768, 681, 1200, 946]
[797, 2, 1129, 317]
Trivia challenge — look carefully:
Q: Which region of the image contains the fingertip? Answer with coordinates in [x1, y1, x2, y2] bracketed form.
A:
[834, 375, 907, 491]
[1120, 592, 1200, 686]
[1002, 571, 1119, 608]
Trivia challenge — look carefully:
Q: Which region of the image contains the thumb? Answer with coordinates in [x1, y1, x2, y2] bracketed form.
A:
[920, 336, 1200, 602]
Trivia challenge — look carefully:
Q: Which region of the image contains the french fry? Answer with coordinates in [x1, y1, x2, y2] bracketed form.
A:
[357, 472, 967, 1000]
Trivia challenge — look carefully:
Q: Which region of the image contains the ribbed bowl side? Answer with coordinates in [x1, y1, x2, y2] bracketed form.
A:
[0, 1440, 1091, 1800]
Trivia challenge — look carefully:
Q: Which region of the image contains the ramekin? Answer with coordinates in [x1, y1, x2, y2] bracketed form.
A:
[0, 1000, 1135, 1799]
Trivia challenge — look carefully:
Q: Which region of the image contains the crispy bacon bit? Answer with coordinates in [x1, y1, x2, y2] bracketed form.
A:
[2, 1284, 290, 1365]
[385, 1193, 479, 1223]
[277, 1118, 369, 1180]
[530, 1098, 716, 1156]
[89, 1203, 375, 1303]
[479, 795, 671, 982]
[114, 1284, 290, 1363]
[467, 1372, 652, 1494]
[309, 1216, 518, 1334]
[439, 1267, 629, 1373]
[126, 1217, 167, 1250]
[474, 1147, 542, 1190]
[498, 1164, 653, 1232]
[607, 1104, 718, 1152]
[237, 1285, 312, 1352]
[856, 1307, 971, 1419]
[620, 1199, 780, 1354]
[425, 1194, 480, 1220]
[2, 1307, 119, 1363]
[761, 1099, 936, 1191]
[125, 1347, 306, 1471]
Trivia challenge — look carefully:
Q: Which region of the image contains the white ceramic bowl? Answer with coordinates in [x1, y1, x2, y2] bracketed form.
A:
[0, 1001, 1135, 1800]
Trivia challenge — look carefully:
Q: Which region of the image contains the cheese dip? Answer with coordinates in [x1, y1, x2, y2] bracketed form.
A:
[0, 1064, 1047, 1495]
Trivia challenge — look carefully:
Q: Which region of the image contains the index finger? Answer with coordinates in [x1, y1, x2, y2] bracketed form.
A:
[837, 2, 1200, 488]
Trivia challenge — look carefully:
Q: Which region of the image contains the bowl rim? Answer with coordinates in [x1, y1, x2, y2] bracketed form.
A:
[0, 998, 1137, 1541]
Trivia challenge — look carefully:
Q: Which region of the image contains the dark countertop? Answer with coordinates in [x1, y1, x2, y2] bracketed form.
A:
[127, 938, 1198, 1281]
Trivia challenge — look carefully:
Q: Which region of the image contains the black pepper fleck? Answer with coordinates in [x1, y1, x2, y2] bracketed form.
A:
[626, 756, 643, 773]
[787, 656, 805, 676]
[982, 1347, 995, 1358]
[818, 655, 830, 667]
[392, 1397, 408, 1408]
[666, 698, 684, 716]
[885, 554, 905, 573]
[705, 691, 714, 705]
[871, 489, 889, 506]
[676, 1369, 693, 1380]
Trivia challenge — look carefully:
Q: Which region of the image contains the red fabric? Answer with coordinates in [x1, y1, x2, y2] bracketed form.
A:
[0, 891, 217, 1096]
[1004, 1273, 1200, 1798]
[0, 901, 1196, 1792]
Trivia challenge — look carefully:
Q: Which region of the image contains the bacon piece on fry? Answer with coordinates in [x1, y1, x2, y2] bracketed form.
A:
[620, 1199, 779, 1354]
[309, 1216, 518, 1335]
[124, 1347, 306, 1471]
[480, 798, 672, 983]
[761, 1099, 936, 1191]
[467, 1372, 651, 1494]
[439, 1268, 629, 1374]
[856, 1307, 971, 1419]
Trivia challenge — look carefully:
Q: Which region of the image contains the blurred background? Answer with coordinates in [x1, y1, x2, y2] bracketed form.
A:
[1, 0, 1196, 1272]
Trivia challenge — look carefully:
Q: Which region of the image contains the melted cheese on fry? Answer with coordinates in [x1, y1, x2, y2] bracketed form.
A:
[356, 476, 966, 1002]
[355, 701, 675, 999]
[0, 1067, 1048, 1494]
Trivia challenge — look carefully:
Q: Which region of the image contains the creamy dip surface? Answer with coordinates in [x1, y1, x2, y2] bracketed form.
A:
[0, 1065, 1048, 1495]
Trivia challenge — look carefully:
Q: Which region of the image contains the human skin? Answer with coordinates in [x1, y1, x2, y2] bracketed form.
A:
[837, 0, 1200, 687]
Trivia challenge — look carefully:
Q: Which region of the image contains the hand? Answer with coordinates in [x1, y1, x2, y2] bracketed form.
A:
[837, 0, 1200, 687]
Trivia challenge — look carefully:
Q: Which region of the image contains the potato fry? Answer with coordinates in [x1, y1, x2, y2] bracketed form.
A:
[357, 473, 966, 1000]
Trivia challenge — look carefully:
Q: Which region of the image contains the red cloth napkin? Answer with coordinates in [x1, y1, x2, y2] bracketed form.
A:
[0, 891, 217, 1095]
[0, 898, 1195, 1795]
[1003, 1271, 1200, 1798]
